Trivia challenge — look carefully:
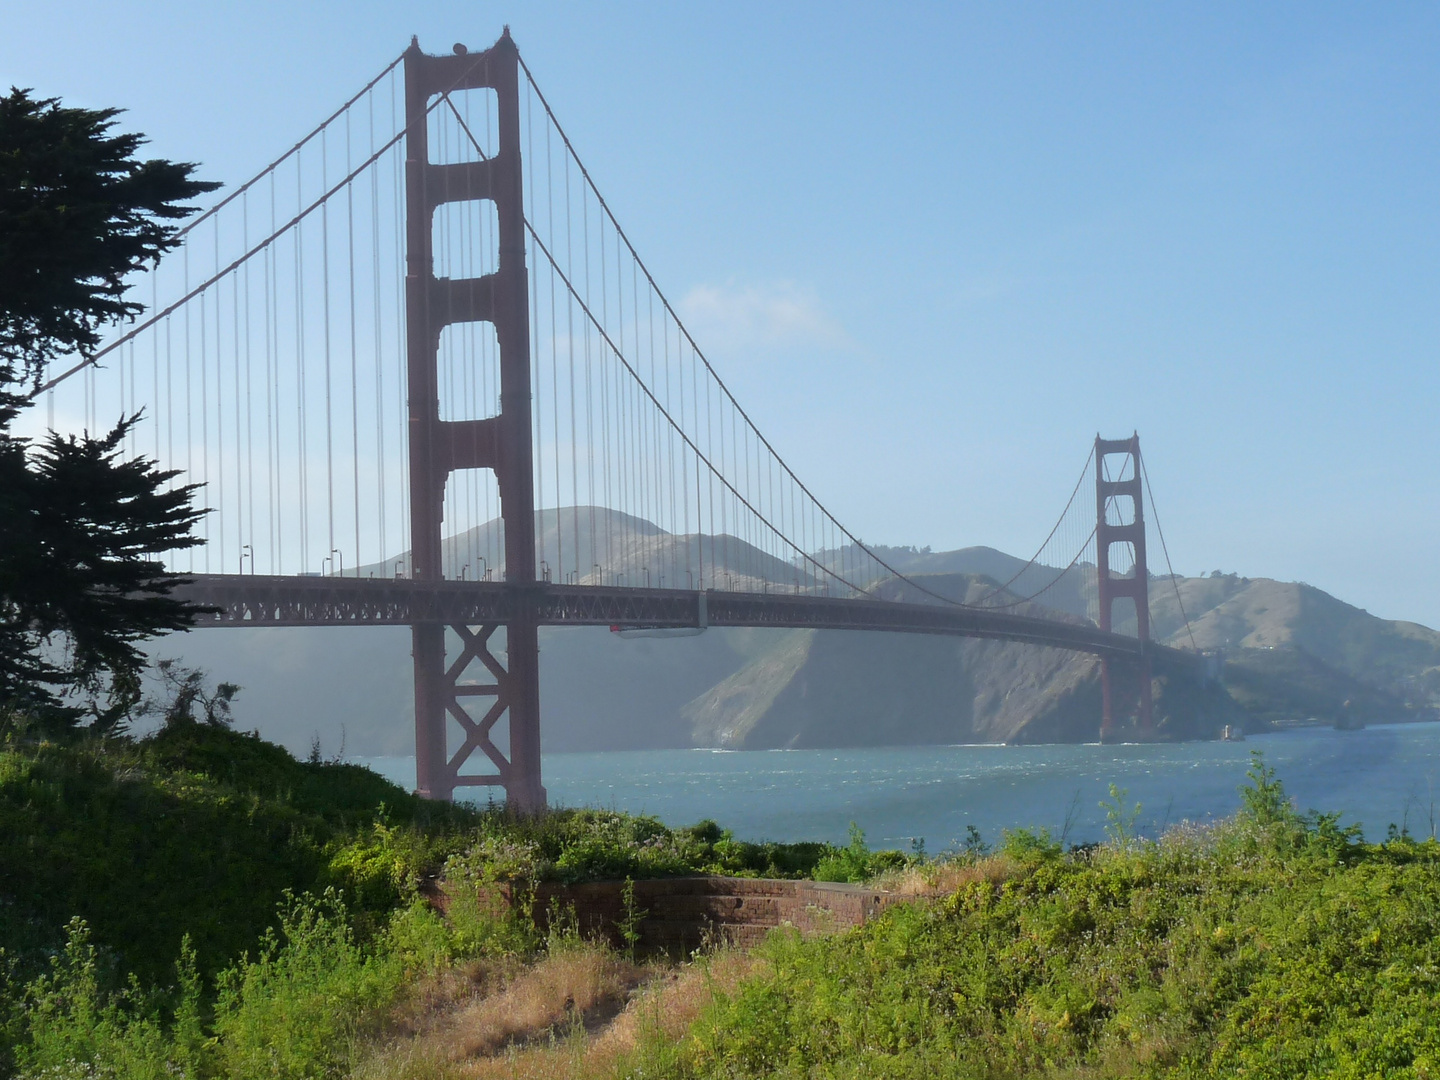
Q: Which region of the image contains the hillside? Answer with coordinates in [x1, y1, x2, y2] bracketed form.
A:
[148, 510, 1439, 757]
[1150, 572, 1440, 709]
[685, 573, 1237, 748]
[357, 505, 796, 592]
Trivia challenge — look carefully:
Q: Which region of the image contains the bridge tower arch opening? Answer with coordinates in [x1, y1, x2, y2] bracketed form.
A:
[405, 31, 544, 810]
[1095, 434, 1153, 740]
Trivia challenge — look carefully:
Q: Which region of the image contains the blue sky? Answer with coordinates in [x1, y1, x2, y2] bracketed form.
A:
[5, 2, 1439, 626]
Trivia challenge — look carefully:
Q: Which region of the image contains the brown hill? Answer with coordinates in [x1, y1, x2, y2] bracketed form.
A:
[684, 574, 1237, 748]
[1151, 573, 1440, 704]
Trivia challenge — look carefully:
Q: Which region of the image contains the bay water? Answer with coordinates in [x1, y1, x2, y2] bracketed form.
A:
[357, 721, 1440, 850]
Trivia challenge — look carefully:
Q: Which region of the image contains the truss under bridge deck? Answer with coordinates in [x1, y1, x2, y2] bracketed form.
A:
[172, 574, 1197, 671]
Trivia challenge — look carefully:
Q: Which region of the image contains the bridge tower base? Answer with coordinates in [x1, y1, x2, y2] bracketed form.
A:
[1095, 434, 1153, 741]
[404, 32, 545, 811]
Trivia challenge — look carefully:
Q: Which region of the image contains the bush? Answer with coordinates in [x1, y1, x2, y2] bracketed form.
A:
[999, 825, 1063, 862]
[212, 890, 403, 1080]
[0, 726, 481, 983]
[9, 920, 207, 1080]
[812, 822, 911, 883]
[639, 758, 1440, 1079]
[9, 742, 1440, 1080]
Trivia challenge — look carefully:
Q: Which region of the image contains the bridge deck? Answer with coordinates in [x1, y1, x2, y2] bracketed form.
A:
[171, 574, 1192, 669]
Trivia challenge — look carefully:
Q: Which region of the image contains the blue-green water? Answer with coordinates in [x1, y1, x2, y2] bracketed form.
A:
[358, 722, 1440, 850]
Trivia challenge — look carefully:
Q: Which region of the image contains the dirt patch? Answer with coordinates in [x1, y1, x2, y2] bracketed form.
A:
[353, 943, 647, 1079]
[458, 946, 760, 1080]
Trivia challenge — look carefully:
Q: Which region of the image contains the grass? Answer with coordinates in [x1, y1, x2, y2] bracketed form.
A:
[612, 761, 1440, 1079]
[7, 725, 1440, 1079]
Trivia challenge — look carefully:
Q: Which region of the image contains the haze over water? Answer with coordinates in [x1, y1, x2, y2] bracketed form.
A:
[361, 721, 1440, 850]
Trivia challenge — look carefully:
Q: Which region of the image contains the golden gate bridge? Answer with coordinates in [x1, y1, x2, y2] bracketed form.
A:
[31, 30, 1203, 810]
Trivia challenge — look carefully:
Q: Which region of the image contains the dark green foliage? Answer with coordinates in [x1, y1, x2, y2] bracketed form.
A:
[1239, 748, 1294, 825]
[687, 839, 1440, 1078]
[6, 919, 208, 1079]
[5, 736, 1440, 1078]
[0, 418, 206, 718]
[0, 88, 218, 391]
[0, 723, 879, 1077]
[0, 87, 215, 722]
[445, 805, 854, 888]
[7, 893, 410, 1080]
[0, 724, 470, 984]
[0, 722, 853, 990]
[210, 890, 404, 1079]
[812, 822, 910, 882]
[998, 824, 1065, 862]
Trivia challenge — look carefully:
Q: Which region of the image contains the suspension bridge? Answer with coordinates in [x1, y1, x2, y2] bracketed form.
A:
[31, 31, 1204, 810]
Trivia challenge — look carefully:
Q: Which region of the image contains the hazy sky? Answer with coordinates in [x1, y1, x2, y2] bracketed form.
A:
[5, 2, 1438, 626]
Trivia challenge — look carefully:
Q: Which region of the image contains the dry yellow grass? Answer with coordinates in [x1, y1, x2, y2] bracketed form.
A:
[353, 942, 760, 1080]
[459, 945, 760, 1080]
[353, 942, 642, 1080]
[871, 854, 1017, 896]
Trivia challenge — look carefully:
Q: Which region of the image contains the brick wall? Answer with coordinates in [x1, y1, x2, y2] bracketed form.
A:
[526, 876, 902, 953]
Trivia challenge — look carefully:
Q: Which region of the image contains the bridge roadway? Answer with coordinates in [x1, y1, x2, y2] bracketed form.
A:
[172, 574, 1196, 671]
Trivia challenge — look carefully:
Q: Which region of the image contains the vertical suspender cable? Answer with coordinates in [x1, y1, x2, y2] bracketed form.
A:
[322, 126, 335, 572]
[564, 152, 579, 573]
[297, 150, 310, 567]
[183, 246, 193, 569]
[267, 172, 278, 571]
[596, 205, 611, 575]
[392, 72, 408, 572]
[211, 217, 221, 573]
[526, 84, 544, 576]
[243, 191, 255, 569]
[151, 275, 160, 476]
[581, 181, 596, 576]
[347, 110, 361, 576]
[694, 340, 706, 586]
[370, 87, 387, 566]
[546, 123, 563, 581]
[199, 257, 210, 571]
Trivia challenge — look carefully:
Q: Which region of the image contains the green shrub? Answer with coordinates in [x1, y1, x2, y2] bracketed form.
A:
[813, 823, 872, 883]
[0, 726, 484, 983]
[999, 825, 1063, 862]
[10, 920, 207, 1080]
[10, 739, 1440, 1080]
[634, 763, 1440, 1080]
[212, 890, 403, 1080]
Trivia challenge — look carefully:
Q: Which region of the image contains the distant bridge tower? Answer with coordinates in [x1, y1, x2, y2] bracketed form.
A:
[1095, 434, 1153, 740]
[405, 32, 544, 810]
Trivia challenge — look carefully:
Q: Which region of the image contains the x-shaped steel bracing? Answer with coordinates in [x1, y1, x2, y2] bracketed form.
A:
[442, 624, 514, 786]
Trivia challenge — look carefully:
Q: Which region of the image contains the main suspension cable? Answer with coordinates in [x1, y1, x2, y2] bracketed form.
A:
[174, 52, 406, 242]
[1142, 457, 1198, 651]
[36, 52, 489, 398]
[969, 446, 1095, 606]
[515, 51, 977, 607]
